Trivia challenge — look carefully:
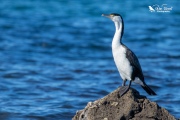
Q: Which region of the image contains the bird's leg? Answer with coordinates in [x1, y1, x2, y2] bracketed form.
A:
[119, 80, 132, 97]
[122, 80, 127, 86]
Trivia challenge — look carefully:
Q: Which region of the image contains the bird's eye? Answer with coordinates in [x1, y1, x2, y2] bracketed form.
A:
[110, 14, 114, 17]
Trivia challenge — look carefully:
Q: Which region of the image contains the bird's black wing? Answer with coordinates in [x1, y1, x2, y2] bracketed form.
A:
[123, 45, 144, 81]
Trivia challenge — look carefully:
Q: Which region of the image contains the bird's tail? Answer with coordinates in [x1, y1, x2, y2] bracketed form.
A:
[141, 83, 156, 95]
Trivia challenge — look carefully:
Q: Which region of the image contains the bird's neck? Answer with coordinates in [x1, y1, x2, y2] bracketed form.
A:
[112, 21, 123, 50]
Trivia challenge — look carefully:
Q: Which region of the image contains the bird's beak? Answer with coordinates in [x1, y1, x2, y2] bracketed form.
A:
[102, 14, 111, 18]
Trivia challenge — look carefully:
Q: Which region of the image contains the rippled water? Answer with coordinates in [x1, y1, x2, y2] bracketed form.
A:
[0, 0, 179, 120]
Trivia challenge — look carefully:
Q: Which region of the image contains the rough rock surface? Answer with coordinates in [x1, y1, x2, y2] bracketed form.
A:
[73, 87, 176, 120]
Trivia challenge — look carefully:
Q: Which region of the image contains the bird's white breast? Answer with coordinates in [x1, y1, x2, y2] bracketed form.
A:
[112, 45, 132, 81]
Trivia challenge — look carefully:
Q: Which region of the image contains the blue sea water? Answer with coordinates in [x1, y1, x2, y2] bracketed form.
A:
[0, 0, 179, 120]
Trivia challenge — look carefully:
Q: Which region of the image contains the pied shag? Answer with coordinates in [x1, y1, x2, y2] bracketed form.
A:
[102, 13, 156, 96]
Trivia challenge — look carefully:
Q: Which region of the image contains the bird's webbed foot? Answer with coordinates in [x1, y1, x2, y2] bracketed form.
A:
[119, 80, 132, 97]
[119, 86, 129, 97]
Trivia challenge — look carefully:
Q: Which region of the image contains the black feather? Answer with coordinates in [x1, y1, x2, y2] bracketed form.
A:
[141, 84, 156, 95]
[122, 44, 144, 81]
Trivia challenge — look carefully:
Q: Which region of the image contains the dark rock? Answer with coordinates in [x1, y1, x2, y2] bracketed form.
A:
[72, 87, 176, 120]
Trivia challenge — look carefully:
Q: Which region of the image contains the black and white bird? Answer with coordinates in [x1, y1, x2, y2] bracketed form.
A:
[102, 13, 156, 96]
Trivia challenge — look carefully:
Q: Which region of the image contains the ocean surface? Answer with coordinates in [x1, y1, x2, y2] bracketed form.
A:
[0, 0, 179, 120]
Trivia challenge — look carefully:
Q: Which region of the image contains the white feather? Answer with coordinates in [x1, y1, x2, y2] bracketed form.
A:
[112, 16, 133, 81]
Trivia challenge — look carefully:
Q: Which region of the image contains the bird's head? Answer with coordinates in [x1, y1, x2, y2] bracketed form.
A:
[102, 13, 122, 22]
